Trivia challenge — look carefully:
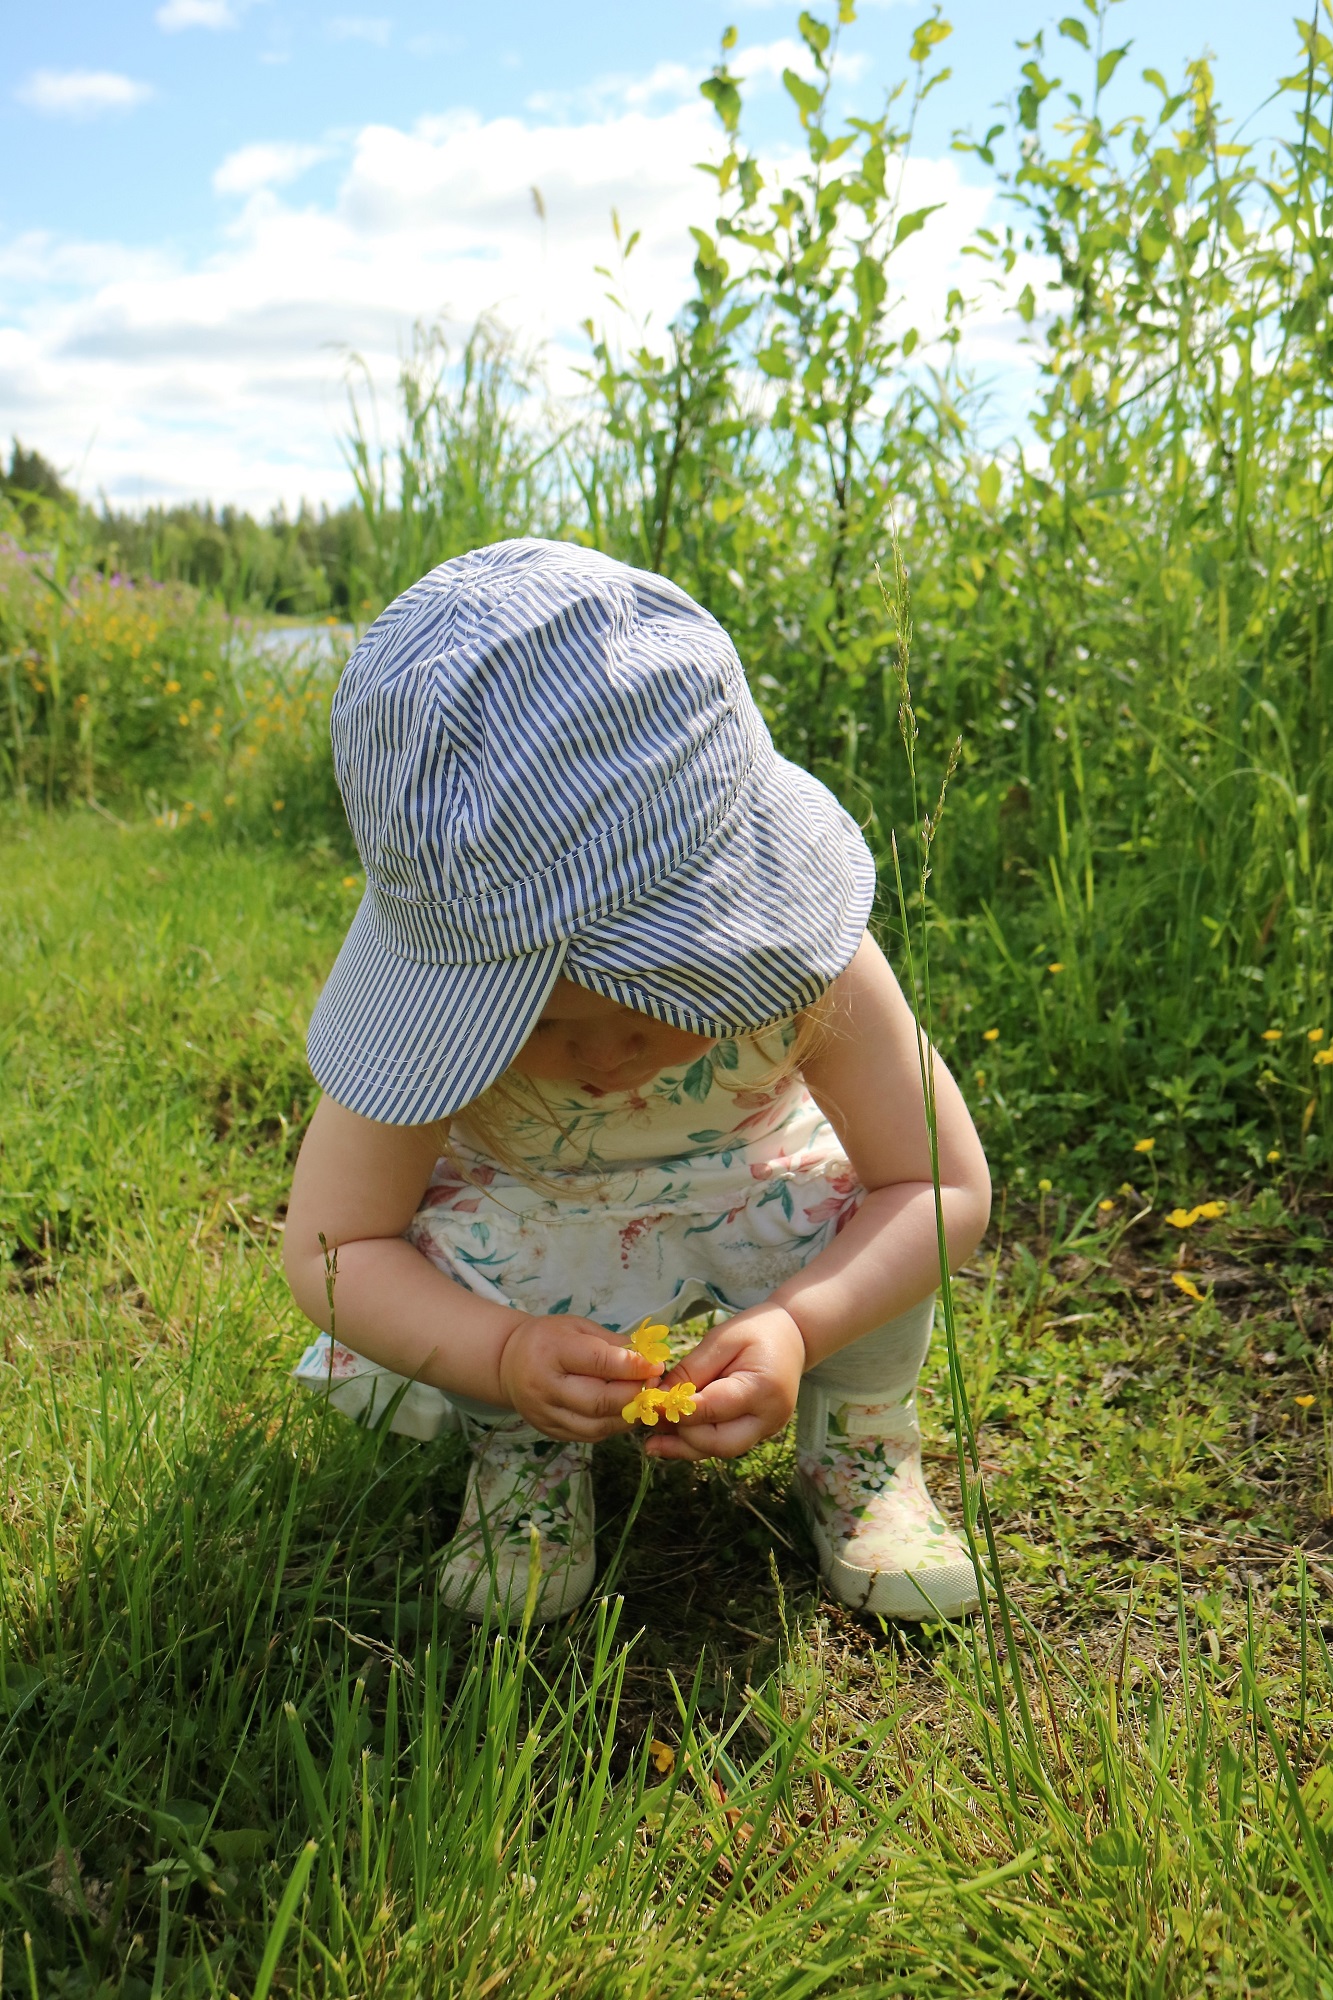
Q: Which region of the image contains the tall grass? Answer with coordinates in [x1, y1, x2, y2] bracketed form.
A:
[4, 4, 1330, 1189]
[330, 2, 1333, 1192]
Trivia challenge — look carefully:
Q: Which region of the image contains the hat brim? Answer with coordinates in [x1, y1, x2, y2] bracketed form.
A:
[566, 746, 876, 1036]
[307, 898, 567, 1125]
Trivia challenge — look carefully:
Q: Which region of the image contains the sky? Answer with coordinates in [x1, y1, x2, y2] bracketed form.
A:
[0, 0, 1310, 515]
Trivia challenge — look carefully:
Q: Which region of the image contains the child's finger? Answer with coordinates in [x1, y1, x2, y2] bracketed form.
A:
[557, 1372, 655, 1421]
[686, 1373, 759, 1425]
[661, 1329, 730, 1389]
[645, 1413, 764, 1462]
[567, 1335, 660, 1381]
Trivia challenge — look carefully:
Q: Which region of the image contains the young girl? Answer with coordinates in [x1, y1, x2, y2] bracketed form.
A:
[285, 539, 991, 1624]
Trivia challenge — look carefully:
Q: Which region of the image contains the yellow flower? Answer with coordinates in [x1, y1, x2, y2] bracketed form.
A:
[974, 1069, 987, 1089]
[1310, 1028, 1326, 1042]
[223, 792, 236, 807]
[650, 1739, 676, 1774]
[1133, 1137, 1155, 1154]
[622, 1387, 664, 1427]
[1171, 1272, 1204, 1303]
[272, 799, 285, 812]
[660, 1381, 698, 1423]
[1038, 1177, 1052, 1193]
[1194, 1200, 1226, 1220]
[628, 1318, 672, 1366]
[1261, 1028, 1283, 1042]
[164, 678, 181, 694]
[1267, 1149, 1281, 1163]
[1315, 1049, 1333, 1067]
[982, 1027, 1000, 1042]
[342, 875, 360, 888]
[1164, 1207, 1195, 1229]
[1098, 1199, 1115, 1212]
[1048, 962, 1065, 974]
[1296, 1394, 1316, 1410]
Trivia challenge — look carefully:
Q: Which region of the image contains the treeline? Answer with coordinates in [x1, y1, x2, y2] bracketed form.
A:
[2, 441, 373, 616]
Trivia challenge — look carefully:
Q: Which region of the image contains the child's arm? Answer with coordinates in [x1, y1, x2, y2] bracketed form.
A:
[648, 933, 991, 1461]
[283, 1096, 657, 1439]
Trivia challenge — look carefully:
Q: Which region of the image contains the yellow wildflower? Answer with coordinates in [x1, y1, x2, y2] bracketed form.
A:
[1164, 1208, 1195, 1229]
[1098, 1199, 1115, 1212]
[272, 799, 285, 813]
[1038, 1177, 1052, 1193]
[1261, 1028, 1283, 1042]
[660, 1381, 698, 1423]
[1315, 1049, 1333, 1068]
[622, 1380, 699, 1427]
[628, 1318, 671, 1366]
[982, 1028, 1000, 1043]
[342, 875, 360, 888]
[1133, 1137, 1155, 1154]
[650, 1740, 676, 1774]
[1296, 1394, 1316, 1410]
[1310, 1028, 1326, 1042]
[1171, 1272, 1204, 1303]
[223, 792, 236, 807]
[1194, 1200, 1226, 1220]
[1267, 1149, 1281, 1163]
[1048, 962, 1065, 974]
[164, 678, 181, 694]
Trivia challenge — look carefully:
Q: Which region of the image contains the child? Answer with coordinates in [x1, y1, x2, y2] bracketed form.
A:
[285, 539, 991, 1624]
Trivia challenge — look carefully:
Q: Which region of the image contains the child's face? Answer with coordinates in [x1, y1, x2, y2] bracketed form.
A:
[508, 977, 713, 1091]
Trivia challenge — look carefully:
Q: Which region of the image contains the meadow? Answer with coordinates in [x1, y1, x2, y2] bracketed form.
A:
[3, 0, 1333, 1992]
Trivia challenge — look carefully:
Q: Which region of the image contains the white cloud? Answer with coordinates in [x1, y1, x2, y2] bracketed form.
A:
[326, 15, 391, 45]
[156, 0, 237, 29]
[0, 79, 1023, 513]
[213, 141, 332, 196]
[15, 70, 154, 118]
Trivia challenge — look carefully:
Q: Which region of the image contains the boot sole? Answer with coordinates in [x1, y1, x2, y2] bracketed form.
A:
[813, 1524, 981, 1620]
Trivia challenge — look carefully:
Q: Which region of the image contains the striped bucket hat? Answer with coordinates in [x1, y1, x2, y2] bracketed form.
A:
[308, 539, 875, 1123]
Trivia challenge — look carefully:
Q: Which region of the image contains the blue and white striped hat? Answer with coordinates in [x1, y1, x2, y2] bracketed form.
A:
[308, 539, 875, 1123]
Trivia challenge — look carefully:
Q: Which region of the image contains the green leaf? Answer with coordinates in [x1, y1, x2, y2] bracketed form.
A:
[798, 10, 831, 59]
[893, 202, 944, 248]
[838, 0, 857, 19]
[756, 342, 794, 380]
[909, 15, 952, 65]
[978, 462, 1002, 510]
[1057, 15, 1089, 46]
[721, 23, 738, 50]
[1097, 44, 1128, 91]
[1016, 282, 1036, 322]
[1089, 1829, 1145, 1870]
[701, 72, 742, 133]
[782, 67, 823, 125]
[681, 1054, 716, 1101]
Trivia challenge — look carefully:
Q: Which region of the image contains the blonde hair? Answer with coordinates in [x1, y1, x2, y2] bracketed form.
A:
[440, 993, 832, 1190]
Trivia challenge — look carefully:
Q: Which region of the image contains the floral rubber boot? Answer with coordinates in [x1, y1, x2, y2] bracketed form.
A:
[792, 1382, 981, 1620]
[436, 1420, 596, 1625]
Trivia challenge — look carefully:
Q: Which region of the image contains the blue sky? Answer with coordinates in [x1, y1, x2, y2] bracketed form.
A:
[0, 0, 1309, 511]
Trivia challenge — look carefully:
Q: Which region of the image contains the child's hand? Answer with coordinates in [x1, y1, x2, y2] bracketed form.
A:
[644, 1304, 805, 1462]
[498, 1314, 661, 1442]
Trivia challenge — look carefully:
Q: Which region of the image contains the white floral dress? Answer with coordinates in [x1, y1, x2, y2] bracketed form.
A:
[292, 1036, 861, 1437]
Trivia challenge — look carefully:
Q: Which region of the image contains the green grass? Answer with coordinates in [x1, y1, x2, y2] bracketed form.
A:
[3, 813, 1333, 1997]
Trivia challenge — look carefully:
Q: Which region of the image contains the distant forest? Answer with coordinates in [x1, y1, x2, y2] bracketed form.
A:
[2, 438, 371, 618]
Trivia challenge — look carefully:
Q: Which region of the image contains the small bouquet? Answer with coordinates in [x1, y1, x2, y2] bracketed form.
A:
[620, 1319, 698, 1427]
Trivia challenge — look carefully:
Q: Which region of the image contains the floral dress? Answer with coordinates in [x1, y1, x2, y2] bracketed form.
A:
[291, 1036, 862, 1438]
